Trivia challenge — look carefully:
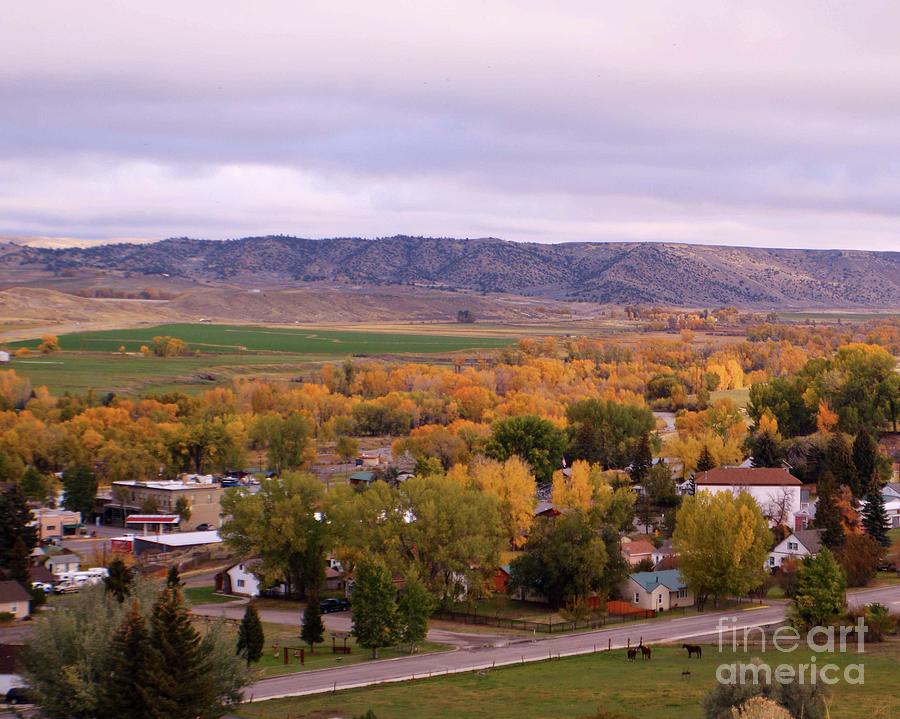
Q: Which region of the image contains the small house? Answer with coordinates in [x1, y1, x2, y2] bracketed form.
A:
[45, 553, 81, 577]
[348, 471, 377, 487]
[132, 530, 221, 556]
[621, 569, 693, 612]
[620, 538, 656, 566]
[0, 582, 31, 620]
[767, 529, 823, 569]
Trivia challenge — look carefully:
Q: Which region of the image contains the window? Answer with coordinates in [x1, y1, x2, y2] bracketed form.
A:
[633, 593, 640, 604]
[677, 589, 688, 599]
[47, 525, 56, 531]
[768, 557, 775, 566]
[10, 604, 16, 613]
[787, 542, 798, 551]
[237, 579, 245, 588]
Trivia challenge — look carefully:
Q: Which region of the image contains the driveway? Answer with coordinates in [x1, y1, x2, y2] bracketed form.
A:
[243, 585, 900, 702]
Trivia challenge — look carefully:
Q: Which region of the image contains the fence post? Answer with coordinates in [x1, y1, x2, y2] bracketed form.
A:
[627, 637, 630, 648]
[608, 638, 611, 651]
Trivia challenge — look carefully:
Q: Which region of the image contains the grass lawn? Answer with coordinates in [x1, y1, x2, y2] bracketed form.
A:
[710, 387, 750, 409]
[185, 586, 235, 605]
[8, 323, 515, 355]
[237, 642, 900, 719]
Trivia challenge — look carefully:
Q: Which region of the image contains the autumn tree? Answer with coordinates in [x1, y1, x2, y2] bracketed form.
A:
[466, 457, 535, 548]
[674, 491, 770, 609]
[336, 435, 359, 463]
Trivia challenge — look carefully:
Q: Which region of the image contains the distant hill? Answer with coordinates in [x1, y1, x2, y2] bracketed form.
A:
[2, 235, 898, 308]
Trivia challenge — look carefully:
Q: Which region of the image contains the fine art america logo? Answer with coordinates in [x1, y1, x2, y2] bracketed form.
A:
[714, 616, 866, 686]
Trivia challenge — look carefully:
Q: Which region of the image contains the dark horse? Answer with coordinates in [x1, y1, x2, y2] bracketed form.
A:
[627, 647, 637, 662]
[640, 644, 651, 660]
[682, 643, 702, 659]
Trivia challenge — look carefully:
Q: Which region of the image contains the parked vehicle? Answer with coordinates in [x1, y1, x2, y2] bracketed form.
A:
[53, 581, 82, 594]
[5, 687, 32, 705]
[319, 597, 351, 613]
[31, 581, 53, 594]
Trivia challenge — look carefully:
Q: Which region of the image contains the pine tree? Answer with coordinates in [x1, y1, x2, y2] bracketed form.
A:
[750, 432, 781, 468]
[300, 595, 325, 653]
[0, 485, 36, 566]
[146, 586, 215, 719]
[166, 565, 183, 589]
[852, 429, 878, 496]
[695, 445, 715, 473]
[826, 432, 858, 497]
[351, 557, 399, 659]
[862, 486, 891, 547]
[8, 536, 31, 587]
[630, 433, 653, 483]
[105, 558, 134, 603]
[397, 568, 434, 651]
[236, 604, 264, 665]
[103, 600, 155, 718]
[790, 548, 846, 630]
[814, 471, 845, 549]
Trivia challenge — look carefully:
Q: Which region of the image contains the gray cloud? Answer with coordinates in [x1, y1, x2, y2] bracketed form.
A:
[2, 1, 900, 248]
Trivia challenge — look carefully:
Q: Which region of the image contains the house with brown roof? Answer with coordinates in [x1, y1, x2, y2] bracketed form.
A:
[693, 467, 802, 529]
[0, 582, 31, 620]
[621, 538, 656, 566]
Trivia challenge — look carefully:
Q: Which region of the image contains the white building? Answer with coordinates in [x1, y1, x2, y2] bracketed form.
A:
[767, 529, 823, 569]
[693, 467, 803, 529]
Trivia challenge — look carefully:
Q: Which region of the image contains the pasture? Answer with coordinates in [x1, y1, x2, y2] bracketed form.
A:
[7, 323, 516, 355]
[237, 642, 900, 719]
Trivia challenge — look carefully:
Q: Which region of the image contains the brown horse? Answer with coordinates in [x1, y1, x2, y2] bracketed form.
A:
[682, 643, 702, 659]
[640, 644, 651, 660]
[627, 647, 637, 662]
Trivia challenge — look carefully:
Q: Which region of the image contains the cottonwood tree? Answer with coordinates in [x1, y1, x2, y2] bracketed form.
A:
[674, 491, 770, 609]
[397, 568, 434, 652]
[485, 415, 566, 483]
[458, 457, 536, 548]
[221, 472, 329, 598]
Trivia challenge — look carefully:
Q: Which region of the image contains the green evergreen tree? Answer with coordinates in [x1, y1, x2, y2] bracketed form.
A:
[8, 535, 31, 587]
[695, 445, 715, 472]
[397, 568, 434, 651]
[790, 548, 846, 630]
[750, 432, 781, 468]
[852, 429, 878, 496]
[814, 471, 845, 550]
[300, 594, 325, 653]
[351, 556, 399, 658]
[630, 433, 653, 483]
[0, 485, 36, 566]
[826, 432, 858, 497]
[61, 463, 99, 520]
[104, 558, 134, 603]
[103, 600, 156, 718]
[146, 586, 216, 719]
[166, 565, 183, 590]
[236, 604, 264, 666]
[862, 486, 891, 547]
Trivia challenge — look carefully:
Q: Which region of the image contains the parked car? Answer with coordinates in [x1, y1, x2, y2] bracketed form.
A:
[319, 597, 351, 613]
[5, 687, 32, 705]
[31, 581, 53, 594]
[53, 581, 82, 595]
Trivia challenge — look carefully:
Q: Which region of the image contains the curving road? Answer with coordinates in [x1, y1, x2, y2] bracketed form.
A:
[240, 584, 900, 703]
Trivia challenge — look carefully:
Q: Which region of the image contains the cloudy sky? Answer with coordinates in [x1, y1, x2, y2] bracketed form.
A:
[2, 1, 900, 249]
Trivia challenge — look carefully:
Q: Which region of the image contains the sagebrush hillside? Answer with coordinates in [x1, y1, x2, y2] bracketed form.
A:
[2, 236, 898, 308]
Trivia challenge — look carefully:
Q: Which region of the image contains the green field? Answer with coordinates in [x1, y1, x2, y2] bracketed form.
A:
[5, 323, 518, 395]
[8, 323, 515, 355]
[237, 643, 900, 719]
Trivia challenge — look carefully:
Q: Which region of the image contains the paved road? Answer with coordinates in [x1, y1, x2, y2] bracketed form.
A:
[192, 600, 511, 649]
[244, 585, 900, 702]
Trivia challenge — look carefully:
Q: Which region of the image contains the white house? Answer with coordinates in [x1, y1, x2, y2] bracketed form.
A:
[0, 351, 10, 364]
[44, 553, 81, 578]
[693, 467, 802, 529]
[620, 570, 693, 612]
[767, 529, 823, 569]
[218, 559, 268, 597]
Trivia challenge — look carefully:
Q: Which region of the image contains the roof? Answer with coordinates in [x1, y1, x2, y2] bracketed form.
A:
[45, 553, 80, 566]
[125, 515, 180, 524]
[0, 581, 31, 604]
[134, 530, 222, 548]
[628, 570, 687, 593]
[31, 565, 54, 583]
[348, 471, 377, 482]
[791, 529, 823, 554]
[653, 555, 680, 571]
[113, 479, 219, 490]
[694, 467, 801, 487]
[621, 539, 656, 557]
